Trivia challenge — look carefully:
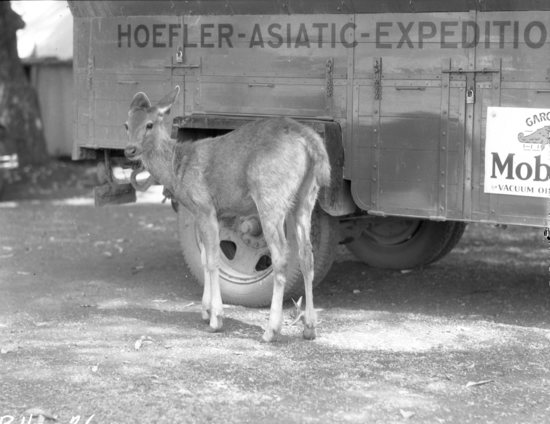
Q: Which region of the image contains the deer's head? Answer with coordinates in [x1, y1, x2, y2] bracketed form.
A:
[124, 86, 180, 162]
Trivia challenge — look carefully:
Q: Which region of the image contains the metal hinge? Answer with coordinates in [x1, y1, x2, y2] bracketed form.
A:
[374, 58, 382, 100]
[165, 55, 201, 70]
[325, 57, 334, 98]
[442, 68, 499, 74]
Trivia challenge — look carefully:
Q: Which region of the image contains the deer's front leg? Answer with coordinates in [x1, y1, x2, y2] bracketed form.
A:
[197, 212, 224, 332]
[198, 240, 211, 322]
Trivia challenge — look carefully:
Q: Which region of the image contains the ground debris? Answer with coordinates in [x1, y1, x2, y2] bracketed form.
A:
[399, 409, 415, 419]
[178, 387, 194, 397]
[134, 335, 155, 350]
[289, 296, 305, 325]
[465, 379, 494, 388]
[1, 343, 18, 354]
[131, 264, 145, 274]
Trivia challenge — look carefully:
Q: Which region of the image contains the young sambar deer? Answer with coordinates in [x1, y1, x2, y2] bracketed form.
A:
[124, 86, 331, 342]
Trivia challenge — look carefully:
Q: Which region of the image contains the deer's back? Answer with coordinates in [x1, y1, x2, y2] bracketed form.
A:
[184, 118, 318, 216]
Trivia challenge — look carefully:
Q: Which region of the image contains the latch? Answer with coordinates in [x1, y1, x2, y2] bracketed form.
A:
[466, 87, 475, 104]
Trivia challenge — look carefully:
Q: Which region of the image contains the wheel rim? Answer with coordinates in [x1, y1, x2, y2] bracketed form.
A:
[194, 219, 273, 285]
[362, 218, 421, 246]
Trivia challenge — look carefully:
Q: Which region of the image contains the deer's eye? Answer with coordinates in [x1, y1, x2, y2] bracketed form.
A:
[123, 123, 128, 131]
[146, 122, 154, 130]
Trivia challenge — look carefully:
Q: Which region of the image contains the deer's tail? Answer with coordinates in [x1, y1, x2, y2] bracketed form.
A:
[305, 131, 331, 188]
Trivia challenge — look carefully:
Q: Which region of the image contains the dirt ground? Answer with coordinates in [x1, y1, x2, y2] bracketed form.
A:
[1, 160, 550, 423]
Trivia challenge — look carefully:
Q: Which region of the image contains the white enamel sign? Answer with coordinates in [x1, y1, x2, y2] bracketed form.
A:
[484, 107, 550, 198]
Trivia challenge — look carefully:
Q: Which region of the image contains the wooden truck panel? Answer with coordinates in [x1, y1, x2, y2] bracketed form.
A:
[69, 1, 550, 227]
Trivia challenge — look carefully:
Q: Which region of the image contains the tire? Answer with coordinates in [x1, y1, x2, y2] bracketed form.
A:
[427, 222, 467, 265]
[178, 206, 339, 307]
[346, 218, 460, 270]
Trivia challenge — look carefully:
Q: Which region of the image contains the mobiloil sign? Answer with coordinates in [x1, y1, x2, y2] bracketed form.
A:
[485, 107, 550, 198]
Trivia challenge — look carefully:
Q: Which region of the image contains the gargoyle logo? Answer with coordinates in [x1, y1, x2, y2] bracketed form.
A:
[517, 125, 550, 151]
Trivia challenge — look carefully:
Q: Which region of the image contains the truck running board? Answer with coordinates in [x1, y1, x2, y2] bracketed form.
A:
[94, 183, 136, 207]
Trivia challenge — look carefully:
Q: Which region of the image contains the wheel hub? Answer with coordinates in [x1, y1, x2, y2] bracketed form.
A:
[237, 216, 267, 249]
[216, 216, 272, 280]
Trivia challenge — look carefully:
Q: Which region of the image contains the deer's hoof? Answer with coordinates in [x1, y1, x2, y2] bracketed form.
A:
[262, 328, 280, 343]
[303, 325, 317, 340]
[209, 314, 224, 332]
[201, 309, 210, 322]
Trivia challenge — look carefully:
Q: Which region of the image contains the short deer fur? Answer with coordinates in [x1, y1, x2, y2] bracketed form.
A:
[124, 86, 331, 342]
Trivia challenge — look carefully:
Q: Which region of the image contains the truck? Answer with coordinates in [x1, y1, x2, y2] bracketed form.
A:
[68, 0, 550, 306]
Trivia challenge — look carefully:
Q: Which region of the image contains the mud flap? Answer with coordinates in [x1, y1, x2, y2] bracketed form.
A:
[317, 121, 355, 217]
[94, 183, 136, 207]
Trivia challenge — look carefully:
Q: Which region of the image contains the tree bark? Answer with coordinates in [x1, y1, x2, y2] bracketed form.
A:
[0, 2, 48, 165]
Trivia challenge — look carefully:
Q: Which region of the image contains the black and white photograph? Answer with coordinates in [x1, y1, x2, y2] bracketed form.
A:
[1, 1, 550, 422]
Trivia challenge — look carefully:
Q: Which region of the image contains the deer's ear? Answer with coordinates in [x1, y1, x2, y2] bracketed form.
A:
[130, 92, 151, 110]
[156, 86, 180, 116]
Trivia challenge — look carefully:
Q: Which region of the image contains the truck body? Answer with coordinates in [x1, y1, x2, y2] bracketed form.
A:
[70, 0, 550, 227]
[69, 0, 550, 305]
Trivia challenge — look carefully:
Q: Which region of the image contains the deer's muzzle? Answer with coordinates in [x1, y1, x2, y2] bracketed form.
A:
[124, 145, 140, 160]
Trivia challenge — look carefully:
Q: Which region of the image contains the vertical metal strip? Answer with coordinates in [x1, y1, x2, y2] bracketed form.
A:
[371, 57, 382, 210]
[345, 13, 355, 180]
[183, 16, 190, 116]
[463, 8, 477, 221]
[487, 59, 502, 221]
[438, 59, 451, 219]
[182, 15, 201, 112]
[463, 72, 475, 221]
[88, 19, 95, 148]
[325, 57, 334, 117]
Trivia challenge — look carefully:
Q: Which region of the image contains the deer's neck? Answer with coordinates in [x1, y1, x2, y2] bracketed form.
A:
[143, 135, 177, 189]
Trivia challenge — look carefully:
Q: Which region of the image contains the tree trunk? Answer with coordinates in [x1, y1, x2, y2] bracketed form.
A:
[0, 2, 48, 165]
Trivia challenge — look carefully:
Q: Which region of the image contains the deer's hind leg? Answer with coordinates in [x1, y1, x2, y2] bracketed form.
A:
[291, 171, 320, 340]
[254, 203, 289, 342]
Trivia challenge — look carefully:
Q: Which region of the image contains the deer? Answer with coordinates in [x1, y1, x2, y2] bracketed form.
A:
[123, 86, 331, 342]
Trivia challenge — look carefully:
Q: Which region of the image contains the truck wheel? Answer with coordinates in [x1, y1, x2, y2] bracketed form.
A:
[427, 222, 467, 265]
[177, 206, 339, 307]
[346, 218, 460, 270]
